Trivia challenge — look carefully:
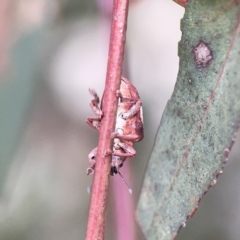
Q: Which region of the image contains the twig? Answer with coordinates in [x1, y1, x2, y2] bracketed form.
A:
[85, 0, 129, 239]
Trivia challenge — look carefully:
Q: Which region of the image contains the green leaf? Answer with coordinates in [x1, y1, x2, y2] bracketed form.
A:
[136, 1, 240, 239]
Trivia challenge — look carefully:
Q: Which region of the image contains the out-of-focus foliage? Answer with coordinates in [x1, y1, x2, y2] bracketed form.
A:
[0, 29, 45, 192]
[57, 0, 97, 19]
[136, 1, 240, 239]
[0, 0, 96, 196]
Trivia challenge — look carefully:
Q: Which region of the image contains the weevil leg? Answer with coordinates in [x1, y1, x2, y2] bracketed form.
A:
[86, 117, 101, 131]
[86, 165, 95, 175]
[116, 89, 123, 99]
[87, 147, 97, 175]
[88, 147, 97, 164]
[104, 149, 112, 156]
[111, 132, 141, 142]
[112, 142, 136, 158]
[112, 151, 135, 158]
[89, 88, 103, 117]
[119, 100, 142, 120]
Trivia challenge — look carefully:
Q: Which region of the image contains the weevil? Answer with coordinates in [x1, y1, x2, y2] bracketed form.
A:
[86, 76, 144, 175]
[86, 147, 126, 176]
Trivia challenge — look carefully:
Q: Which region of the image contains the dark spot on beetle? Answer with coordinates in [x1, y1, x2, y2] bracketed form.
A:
[118, 162, 123, 168]
[192, 40, 213, 68]
[110, 166, 118, 176]
[119, 112, 126, 120]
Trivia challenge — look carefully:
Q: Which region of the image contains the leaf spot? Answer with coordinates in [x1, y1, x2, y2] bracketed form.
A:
[193, 40, 213, 68]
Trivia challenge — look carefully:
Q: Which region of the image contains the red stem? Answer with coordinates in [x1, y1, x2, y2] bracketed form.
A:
[85, 1, 129, 239]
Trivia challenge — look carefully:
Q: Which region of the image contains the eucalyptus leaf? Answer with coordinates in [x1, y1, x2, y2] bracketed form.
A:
[136, 1, 240, 239]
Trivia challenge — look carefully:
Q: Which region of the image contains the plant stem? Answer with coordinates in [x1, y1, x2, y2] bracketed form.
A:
[85, 0, 129, 239]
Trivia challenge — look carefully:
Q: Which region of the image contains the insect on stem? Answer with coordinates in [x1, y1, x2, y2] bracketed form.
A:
[85, 1, 133, 239]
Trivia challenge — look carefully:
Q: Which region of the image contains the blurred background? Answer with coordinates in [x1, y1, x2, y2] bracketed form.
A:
[0, 0, 240, 240]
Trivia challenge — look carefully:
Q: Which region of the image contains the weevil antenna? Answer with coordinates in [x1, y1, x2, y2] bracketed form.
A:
[118, 171, 132, 194]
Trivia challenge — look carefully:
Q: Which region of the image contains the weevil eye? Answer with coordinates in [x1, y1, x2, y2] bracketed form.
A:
[91, 155, 95, 160]
[119, 113, 126, 120]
